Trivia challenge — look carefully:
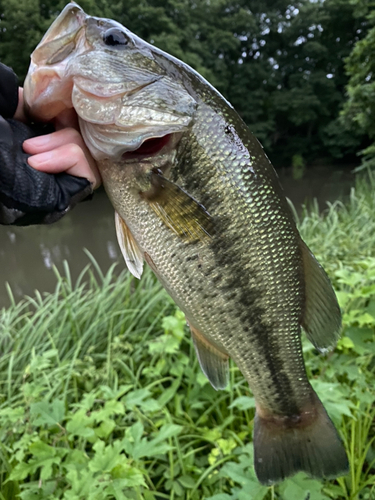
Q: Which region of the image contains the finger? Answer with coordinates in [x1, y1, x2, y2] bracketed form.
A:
[27, 143, 101, 188]
[24, 127, 102, 189]
[23, 127, 84, 154]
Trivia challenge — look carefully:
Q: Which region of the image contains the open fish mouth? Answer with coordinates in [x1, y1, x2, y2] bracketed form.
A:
[121, 134, 172, 158]
[24, 2, 196, 160]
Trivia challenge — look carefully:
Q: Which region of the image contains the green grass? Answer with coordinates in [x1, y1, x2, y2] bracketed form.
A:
[0, 174, 374, 500]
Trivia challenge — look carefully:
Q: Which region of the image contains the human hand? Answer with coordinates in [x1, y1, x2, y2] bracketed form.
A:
[23, 108, 101, 189]
[0, 62, 99, 226]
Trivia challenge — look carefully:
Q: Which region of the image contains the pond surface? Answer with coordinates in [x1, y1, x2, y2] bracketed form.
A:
[0, 165, 355, 308]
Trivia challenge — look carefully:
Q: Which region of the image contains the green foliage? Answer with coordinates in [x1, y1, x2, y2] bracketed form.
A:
[342, 1, 375, 171]
[0, 0, 369, 166]
[0, 176, 375, 498]
[298, 173, 375, 500]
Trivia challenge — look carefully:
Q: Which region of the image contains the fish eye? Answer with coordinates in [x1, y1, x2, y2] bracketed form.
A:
[102, 28, 129, 47]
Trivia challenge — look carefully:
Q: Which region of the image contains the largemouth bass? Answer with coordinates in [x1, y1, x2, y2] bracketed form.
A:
[24, 3, 348, 485]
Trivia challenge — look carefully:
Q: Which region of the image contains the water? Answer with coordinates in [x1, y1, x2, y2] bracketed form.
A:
[0, 165, 355, 308]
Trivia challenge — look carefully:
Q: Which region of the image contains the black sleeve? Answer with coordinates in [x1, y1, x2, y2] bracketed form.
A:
[0, 63, 19, 119]
[0, 63, 93, 226]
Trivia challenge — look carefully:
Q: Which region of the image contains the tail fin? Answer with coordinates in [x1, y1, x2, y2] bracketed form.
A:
[253, 395, 348, 485]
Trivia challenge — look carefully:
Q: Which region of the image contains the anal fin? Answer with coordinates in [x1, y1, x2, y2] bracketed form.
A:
[190, 325, 229, 390]
[115, 211, 144, 279]
[301, 241, 341, 352]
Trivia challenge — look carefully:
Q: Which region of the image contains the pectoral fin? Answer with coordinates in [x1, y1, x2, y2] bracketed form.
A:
[140, 169, 214, 242]
[190, 325, 229, 390]
[301, 241, 341, 352]
[115, 212, 144, 279]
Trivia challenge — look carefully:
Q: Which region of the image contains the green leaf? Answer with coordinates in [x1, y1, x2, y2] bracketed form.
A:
[337, 336, 355, 350]
[123, 389, 151, 408]
[10, 441, 68, 482]
[128, 424, 182, 460]
[218, 454, 268, 499]
[152, 424, 183, 444]
[111, 464, 146, 486]
[95, 419, 116, 438]
[178, 475, 196, 488]
[148, 334, 181, 354]
[66, 409, 95, 439]
[228, 396, 256, 411]
[311, 380, 354, 423]
[162, 311, 186, 340]
[64, 468, 100, 497]
[157, 378, 181, 407]
[205, 495, 233, 500]
[8, 462, 32, 481]
[0, 406, 25, 425]
[217, 438, 237, 455]
[126, 421, 144, 444]
[92, 400, 125, 422]
[220, 461, 254, 485]
[64, 449, 89, 468]
[173, 479, 184, 496]
[99, 384, 133, 401]
[279, 472, 330, 500]
[238, 484, 269, 500]
[89, 440, 125, 473]
[30, 399, 65, 427]
[103, 480, 133, 500]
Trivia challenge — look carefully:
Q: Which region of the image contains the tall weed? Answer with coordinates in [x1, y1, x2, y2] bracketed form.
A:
[0, 175, 374, 499]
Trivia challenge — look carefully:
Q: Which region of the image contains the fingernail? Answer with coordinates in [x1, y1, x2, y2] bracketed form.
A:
[24, 135, 51, 147]
[28, 151, 53, 167]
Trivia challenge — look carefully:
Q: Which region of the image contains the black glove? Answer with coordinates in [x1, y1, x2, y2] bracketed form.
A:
[0, 62, 93, 225]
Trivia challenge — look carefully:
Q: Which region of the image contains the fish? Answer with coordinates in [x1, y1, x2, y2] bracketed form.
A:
[24, 3, 349, 485]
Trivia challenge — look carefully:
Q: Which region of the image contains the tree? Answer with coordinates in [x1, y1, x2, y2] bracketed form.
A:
[0, 0, 370, 167]
[0, 0, 115, 80]
[223, 0, 368, 165]
[342, 0, 375, 169]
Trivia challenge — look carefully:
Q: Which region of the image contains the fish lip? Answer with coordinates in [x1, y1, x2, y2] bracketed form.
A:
[24, 4, 90, 121]
[37, 3, 87, 47]
[73, 74, 163, 100]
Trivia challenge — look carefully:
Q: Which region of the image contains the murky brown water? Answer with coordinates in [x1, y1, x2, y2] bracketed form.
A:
[0, 165, 355, 308]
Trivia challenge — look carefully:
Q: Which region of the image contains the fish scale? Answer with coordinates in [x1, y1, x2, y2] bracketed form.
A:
[24, 3, 348, 485]
[103, 103, 311, 413]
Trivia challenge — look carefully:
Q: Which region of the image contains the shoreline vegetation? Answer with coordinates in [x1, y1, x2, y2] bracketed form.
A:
[0, 174, 374, 500]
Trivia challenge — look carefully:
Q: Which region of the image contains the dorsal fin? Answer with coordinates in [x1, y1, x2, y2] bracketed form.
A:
[300, 241, 341, 352]
[189, 325, 229, 390]
[115, 212, 144, 279]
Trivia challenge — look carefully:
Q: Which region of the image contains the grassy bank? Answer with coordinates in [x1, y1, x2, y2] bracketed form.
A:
[0, 175, 374, 500]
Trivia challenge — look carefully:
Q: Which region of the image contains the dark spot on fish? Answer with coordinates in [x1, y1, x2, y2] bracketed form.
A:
[175, 129, 300, 416]
[185, 255, 198, 261]
[212, 275, 222, 285]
